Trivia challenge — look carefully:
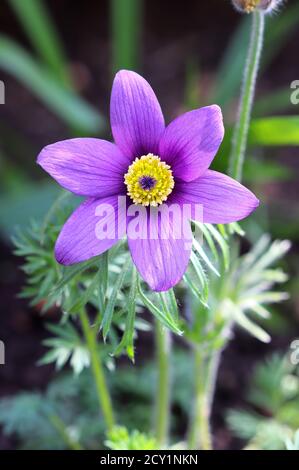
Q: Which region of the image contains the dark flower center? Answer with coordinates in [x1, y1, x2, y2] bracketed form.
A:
[139, 175, 157, 191]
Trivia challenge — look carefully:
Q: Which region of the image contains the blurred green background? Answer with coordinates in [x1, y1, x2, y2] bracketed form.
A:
[0, 0, 298, 450]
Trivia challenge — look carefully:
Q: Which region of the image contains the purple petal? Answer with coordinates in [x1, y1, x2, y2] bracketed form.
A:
[172, 170, 259, 224]
[37, 138, 129, 197]
[110, 70, 165, 158]
[159, 105, 224, 182]
[55, 195, 126, 265]
[127, 208, 192, 291]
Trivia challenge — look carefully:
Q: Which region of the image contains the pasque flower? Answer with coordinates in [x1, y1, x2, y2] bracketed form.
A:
[37, 70, 259, 291]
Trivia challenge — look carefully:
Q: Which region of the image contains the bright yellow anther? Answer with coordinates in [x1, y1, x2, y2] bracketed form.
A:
[124, 154, 175, 207]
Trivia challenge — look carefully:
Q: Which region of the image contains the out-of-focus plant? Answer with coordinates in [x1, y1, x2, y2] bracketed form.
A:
[105, 426, 158, 451]
[110, 0, 142, 74]
[227, 354, 299, 450]
[2, 0, 105, 133]
[0, 350, 194, 450]
[286, 429, 299, 451]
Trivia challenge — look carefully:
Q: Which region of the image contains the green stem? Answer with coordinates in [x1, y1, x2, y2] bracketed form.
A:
[206, 347, 222, 412]
[79, 308, 115, 432]
[188, 10, 266, 453]
[155, 320, 171, 447]
[188, 346, 212, 450]
[229, 11, 265, 181]
[50, 414, 83, 450]
[110, 0, 142, 74]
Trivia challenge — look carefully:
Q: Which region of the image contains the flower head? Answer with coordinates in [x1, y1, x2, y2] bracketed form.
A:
[232, 0, 283, 14]
[37, 70, 259, 292]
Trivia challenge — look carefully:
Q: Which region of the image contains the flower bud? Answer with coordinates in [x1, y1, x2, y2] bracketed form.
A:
[232, 0, 283, 14]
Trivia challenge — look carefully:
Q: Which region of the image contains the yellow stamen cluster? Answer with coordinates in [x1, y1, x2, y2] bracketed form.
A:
[124, 154, 175, 207]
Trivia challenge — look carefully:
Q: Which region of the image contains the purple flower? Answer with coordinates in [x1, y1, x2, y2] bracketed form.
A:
[37, 70, 259, 292]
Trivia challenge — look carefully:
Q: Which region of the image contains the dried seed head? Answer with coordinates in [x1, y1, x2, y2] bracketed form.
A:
[232, 0, 283, 14]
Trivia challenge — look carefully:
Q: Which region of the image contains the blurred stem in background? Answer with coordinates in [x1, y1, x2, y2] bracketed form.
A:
[189, 10, 266, 450]
[79, 308, 115, 432]
[0, 0, 105, 137]
[8, 0, 73, 88]
[110, 0, 143, 74]
[229, 11, 265, 181]
[155, 320, 171, 447]
[49, 414, 84, 450]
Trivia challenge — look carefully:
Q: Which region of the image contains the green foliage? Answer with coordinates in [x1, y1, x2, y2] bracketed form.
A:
[0, 36, 104, 133]
[113, 267, 138, 361]
[244, 157, 291, 184]
[219, 236, 290, 343]
[105, 426, 158, 451]
[101, 256, 131, 341]
[0, 380, 90, 450]
[12, 203, 148, 364]
[15, 198, 288, 371]
[8, 0, 71, 86]
[227, 354, 299, 450]
[1, 0, 107, 134]
[14, 225, 61, 309]
[138, 281, 183, 335]
[111, 0, 142, 74]
[13, 198, 197, 364]
[249, 117, 299, 146]
[39, 323, 90, 375]
[13, 198, 75, 310]
[183, 222, 239, 311]
[184, 234, 290, 356]
[253, 88, 294, 117]
[0, 350, 193, 450]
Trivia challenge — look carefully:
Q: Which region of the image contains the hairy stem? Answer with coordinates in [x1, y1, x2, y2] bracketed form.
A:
[188, 346, 212, 450]
[229, 11, 265, 181]
[206, 348, 222, 412]
[79, 308, 115, 432]
[187, 9, 266, 453]
[155, 320, 171, 447]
